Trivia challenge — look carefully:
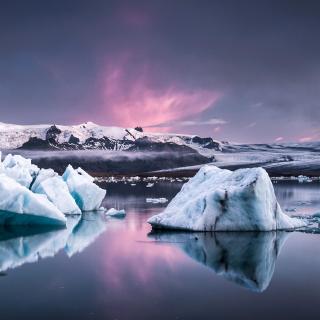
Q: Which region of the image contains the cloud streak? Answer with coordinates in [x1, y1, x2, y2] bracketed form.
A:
[100, 57, 221, 131]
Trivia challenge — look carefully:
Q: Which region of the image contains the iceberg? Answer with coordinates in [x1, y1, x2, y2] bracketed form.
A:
[0, 154, 107, 225]
[105, 208, 126, 217]
[0, 174, 67, 226]
[62, 165, 106, 211]
[149, 231, 288, 292]
[0, 153, 39, 188]
[32, 175, 81, 215]
[148, 165, 306, 231]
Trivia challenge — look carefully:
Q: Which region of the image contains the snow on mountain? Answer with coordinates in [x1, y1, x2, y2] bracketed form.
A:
[0, 122, 222, 154]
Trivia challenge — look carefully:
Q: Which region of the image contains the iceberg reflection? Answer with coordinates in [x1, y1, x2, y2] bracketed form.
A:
[0, 212, 107, 273]
[149, 231, 289, 292]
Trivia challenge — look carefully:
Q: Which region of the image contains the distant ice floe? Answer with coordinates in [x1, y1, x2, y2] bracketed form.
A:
[105, 208, 126, 218]
[148, 165, 307, 231]
[146, 198, 168, 204]
[0, 153, 106, 226]
[149, 231, 289, 292]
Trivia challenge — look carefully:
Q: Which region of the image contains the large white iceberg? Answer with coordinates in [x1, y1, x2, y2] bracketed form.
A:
[32, 169, 81, 215]
[62, 165, 106, 211]
[0, 174, 67, 226]
[0, 153, 39, 188]
[148, 165, 306, 231]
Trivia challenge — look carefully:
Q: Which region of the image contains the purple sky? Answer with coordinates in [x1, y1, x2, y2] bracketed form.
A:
[1, 0, 320, 143]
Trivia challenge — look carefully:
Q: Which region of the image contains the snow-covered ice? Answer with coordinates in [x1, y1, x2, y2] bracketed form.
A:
[105, 208, 126, 218]
[0, 174, 67, 226]
[148, 165, 306, 231]
[62, 165, 106, 211]
[0, 153, 39, 188]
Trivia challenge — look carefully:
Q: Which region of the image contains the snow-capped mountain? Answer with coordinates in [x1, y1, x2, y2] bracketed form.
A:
[0, 122, 222, 154]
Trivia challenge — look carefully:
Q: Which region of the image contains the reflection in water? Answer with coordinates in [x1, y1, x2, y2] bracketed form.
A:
[149, 231, 289, 292]
[0, 212, 107, 273]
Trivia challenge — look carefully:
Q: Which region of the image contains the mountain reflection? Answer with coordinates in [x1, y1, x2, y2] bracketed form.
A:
[149, 231, 289, 292]
[0, 212, 107, 273]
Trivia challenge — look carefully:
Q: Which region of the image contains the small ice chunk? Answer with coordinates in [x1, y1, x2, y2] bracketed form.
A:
[146, 183, 154, 188]
[0, 174, 66, 226]
[105, 208, 126, 217]
[148, 165, 306, 231]
[62, 165, 106, 211]
[146, 198, 168, 204]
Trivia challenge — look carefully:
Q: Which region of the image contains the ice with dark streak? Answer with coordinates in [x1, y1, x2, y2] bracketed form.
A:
[148, 165, 306, 231]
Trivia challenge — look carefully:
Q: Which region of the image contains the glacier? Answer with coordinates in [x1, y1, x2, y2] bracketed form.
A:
[148, 165, 306, 231]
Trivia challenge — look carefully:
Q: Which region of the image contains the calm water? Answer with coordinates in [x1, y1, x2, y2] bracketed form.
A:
[0, 180, 320, 320]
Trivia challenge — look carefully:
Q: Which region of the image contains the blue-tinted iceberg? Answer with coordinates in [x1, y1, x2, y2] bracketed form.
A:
[32, 169, 81, 215]
[62, 165, 106, 211]
[0, 154, 106, 225]
[0, 174, 66, 226]
[148, 165, 306, 231]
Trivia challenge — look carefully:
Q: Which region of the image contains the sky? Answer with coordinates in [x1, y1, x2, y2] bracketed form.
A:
[1, 0, 320, 143]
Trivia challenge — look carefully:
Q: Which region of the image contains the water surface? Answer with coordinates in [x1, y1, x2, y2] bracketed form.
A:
[0, 180, 319, 319]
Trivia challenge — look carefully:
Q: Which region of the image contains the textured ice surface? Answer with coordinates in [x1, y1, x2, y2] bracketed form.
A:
[33, 176, 81, 215]
[148, 165, 306, 231]
[0, 153, 39, 188]
[0, 174, 67, 226]
[62, 165, 106, 211]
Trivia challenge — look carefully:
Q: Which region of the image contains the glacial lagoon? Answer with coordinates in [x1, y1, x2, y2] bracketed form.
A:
[0, 179, 320, 319]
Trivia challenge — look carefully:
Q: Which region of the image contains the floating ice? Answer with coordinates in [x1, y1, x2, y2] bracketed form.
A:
[62, 165, 106, 211]
[0, 153, 39, 188]
[105, 208, 126, 217]
[0, 174, 67, 226]
[146, 198, 168, 204]
[0, 154, 107, 225]
[33, 175, 81, 215]
[146, 183, 154, 187]
[148, 165, 306, 231]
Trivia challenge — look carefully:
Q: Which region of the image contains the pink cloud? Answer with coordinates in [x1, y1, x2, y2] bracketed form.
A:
[100, 58, 221, 131]
[298, 129, 320, 142]
[274, 136, 284, 142]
